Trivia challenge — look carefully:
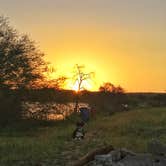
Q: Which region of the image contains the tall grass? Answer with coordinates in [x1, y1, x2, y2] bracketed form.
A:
[0, 107, 165, 165]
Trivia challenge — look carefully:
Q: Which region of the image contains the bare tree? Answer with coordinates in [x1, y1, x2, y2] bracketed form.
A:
[73, 64, 94, 112]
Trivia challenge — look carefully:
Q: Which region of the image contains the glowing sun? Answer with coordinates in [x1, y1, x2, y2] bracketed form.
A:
[67, 79, 93, 92]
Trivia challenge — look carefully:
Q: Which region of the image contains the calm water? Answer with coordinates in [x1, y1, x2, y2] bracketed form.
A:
[22, 102, 89, 120]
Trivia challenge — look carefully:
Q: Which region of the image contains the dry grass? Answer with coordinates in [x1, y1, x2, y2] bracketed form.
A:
[0, 107, 165, 165]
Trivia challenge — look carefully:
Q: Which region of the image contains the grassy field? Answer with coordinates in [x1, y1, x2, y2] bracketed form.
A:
[0, 107, 166, 165]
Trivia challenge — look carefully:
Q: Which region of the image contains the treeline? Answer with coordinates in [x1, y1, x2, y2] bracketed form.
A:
[127, 93, 166, 108]
[17, 88, 166, 108]
[19, 89, 166, 112]
[1, 87, 166, 126]
[0, 88, 126, 125]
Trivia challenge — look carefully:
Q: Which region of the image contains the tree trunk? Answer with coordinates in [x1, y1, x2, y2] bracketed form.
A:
[74, 94, 79, 112]
[73, 145, 114, 166]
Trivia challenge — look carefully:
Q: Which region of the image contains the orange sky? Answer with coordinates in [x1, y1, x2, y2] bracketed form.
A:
[1, 0, 166, 92]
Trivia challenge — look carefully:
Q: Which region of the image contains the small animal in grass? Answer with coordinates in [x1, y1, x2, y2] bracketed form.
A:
[72, 121, 85, 140]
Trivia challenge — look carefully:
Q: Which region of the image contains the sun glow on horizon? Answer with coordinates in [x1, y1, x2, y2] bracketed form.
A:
[65, 79, 93, 92]
[3, 0, 166, 92]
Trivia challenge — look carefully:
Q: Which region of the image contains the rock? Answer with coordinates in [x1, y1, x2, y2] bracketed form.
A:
[94, 154, 113, 166]
[120, 148, 136, 158]
[147, 139, 166, 156]
[108, 148, 136, 162]
[118, 153, 166, 166]
[113, 163, 125, 166]
[153, 155, 166, 166]
[119, 153, 153, 166]
[109, 149, 122, 162]
[87, 149, 166, 166]
[95, 154, 112, 161]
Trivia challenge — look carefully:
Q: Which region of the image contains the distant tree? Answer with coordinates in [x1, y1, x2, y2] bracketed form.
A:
[99, 82, 115, 93]
[0, 16, 46, 89]
[99, 82, 125, 94]
[72, 64, 94, 112]
[99, 82, 127, 114]
[113, 85, 125, 94]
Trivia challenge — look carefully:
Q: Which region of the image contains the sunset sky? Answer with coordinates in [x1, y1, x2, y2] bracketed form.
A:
[1, 0, 166, 92]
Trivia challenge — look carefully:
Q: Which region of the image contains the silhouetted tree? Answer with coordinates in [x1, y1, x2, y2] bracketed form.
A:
[99, 82, 126, 114]
[41, 65, 67, 89]
[99, 82, 125, 94]
[43, 76, 67, 89]
[0, 16, 46, 89]
[0, 16, 48, 125]
[73, 64, 94, 112]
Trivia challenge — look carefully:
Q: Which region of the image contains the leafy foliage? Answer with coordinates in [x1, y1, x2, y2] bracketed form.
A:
[0, 16, 48, 125]
[99, 82, 125, 94]
[0, 16, 46, 89]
